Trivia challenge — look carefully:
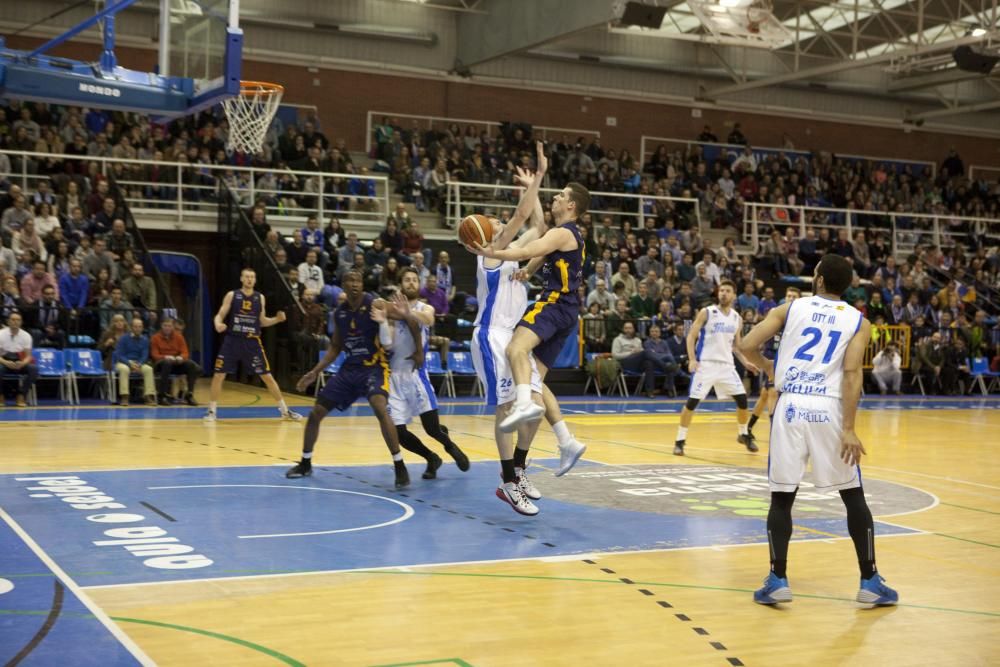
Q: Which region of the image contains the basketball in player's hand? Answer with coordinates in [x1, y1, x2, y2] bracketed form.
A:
[459, 214, 493, 249]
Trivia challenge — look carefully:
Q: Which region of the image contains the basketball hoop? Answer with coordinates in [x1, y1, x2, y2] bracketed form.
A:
[222, 81, 284, 154]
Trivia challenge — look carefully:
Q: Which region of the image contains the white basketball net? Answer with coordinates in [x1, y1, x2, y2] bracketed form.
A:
[222, 82, 284, 154]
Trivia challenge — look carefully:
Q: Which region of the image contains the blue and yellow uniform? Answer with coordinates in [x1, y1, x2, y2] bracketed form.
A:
[214, 289, 270, 375]
[518, 221, 585, 368]
[317, 293, 391, 411]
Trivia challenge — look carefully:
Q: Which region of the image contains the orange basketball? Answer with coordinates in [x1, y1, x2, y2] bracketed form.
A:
[459, 214, 494, 248]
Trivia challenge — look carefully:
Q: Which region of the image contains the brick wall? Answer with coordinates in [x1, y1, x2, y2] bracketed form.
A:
[8, 35, 1000, 168]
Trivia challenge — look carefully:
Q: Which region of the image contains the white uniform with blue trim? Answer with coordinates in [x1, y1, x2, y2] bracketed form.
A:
[471, 256, 542, 406]
[769, 295, 865, 492]
[689, 305, 745, 400]
[387, 300, 439, 426]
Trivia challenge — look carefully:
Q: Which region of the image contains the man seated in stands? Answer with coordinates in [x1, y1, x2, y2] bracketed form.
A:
[58, 258, 89, 329]
[121, 262, 157, 320]
[104, 219, 134, 261]
[150, 317, 200, 406]
[19, 260, 58, 305]
[113, 316, 156, 406]
[29, 285, 66, 343]
[297, 249, 324, 293]
[0, 311, 37, 407]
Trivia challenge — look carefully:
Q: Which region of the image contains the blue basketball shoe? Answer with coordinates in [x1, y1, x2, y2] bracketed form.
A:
[856, 573, 898, 605]
[753, 572, 793, 605]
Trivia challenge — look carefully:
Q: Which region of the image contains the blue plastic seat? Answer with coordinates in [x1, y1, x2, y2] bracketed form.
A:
[67, 348, 114, 402]
[29, 348, 75, 405]
[425, 351, 454, 397]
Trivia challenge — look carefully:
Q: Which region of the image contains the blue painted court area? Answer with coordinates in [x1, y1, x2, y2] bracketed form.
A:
[0, 395, 997, 421]
[0, 464, 917, 591]
[0, 519, 141, 666]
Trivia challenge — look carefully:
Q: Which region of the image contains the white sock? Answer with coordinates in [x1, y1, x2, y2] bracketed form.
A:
[208, 401, 217, 413]
[738, 423, 748, 436]
[392, 452, 404, 462]
[676, 426, 688, 442]
[552, 420, 572, 447]
[278, 399, 288, 414]
[514, 384, 531, 408]
[301, 452, 313, 460]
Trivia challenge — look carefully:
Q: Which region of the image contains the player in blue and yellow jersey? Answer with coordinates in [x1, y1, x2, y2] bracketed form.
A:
[470, 172, 590, 434]
[285, 270, 411, 488]
[203, 268, 302, 422]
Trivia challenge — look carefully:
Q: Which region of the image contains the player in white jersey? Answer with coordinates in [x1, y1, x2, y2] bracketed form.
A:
[376, 267, 469, 480]
[469, 144, 586, 516]
[739, 254, 898, 607]
[673, 279, 760, 456]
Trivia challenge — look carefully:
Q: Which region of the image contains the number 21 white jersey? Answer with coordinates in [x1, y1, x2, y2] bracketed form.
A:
[775, 296, 864, 399]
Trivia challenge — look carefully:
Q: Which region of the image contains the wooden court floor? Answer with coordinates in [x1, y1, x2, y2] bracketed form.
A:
[1, 384, 998, 667]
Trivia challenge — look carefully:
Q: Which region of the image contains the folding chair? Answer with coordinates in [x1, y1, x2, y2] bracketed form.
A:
[30, 348, 76, 405]
[425, 351, 455, 398]
[968, 357, 993, 396]
[67, 348, 114, 402]
[448, 351, 483, 397]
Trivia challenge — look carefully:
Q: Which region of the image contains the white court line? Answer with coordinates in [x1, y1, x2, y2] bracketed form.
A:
[0, 507, 156, 666]
[146, 484, 414, 539]
[905, 412, 998, 428]
[862, 465, 1000, 491]
[80, 530, 927, 591]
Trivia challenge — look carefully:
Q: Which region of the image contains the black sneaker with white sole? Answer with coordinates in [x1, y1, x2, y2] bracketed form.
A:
[285, 460, 313, 478]
[673, 440, 686, 456]
[739, 433, 759, 453]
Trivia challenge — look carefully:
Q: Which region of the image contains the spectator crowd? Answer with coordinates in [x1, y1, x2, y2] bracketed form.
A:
[2, 100, 999, 404]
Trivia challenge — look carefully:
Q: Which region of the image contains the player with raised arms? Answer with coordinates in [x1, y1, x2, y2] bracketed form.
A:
[376, 266, 470, 479]
[467, 141, 586, 515]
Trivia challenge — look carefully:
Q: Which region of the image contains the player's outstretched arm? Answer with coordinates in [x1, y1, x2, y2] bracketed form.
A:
[297, 331, 343, 393]
[213, 290, 234, 333]
[258, 295, 287, 328]
[492, 141, 547, 251]
[509, 191, 548, 249]
[685, 307, 708, 373]
[840, 316, 871, 466]
[738, 302, 790, 374]
[732, 328, 760, 375]
[474, 226, 574, 262]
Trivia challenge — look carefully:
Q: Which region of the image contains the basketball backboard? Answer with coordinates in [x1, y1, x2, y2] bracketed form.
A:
[0, 0, 242, 117]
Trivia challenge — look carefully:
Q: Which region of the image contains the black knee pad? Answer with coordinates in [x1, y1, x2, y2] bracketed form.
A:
[685, 397, 701, 411]
[734, 394, 748, 410]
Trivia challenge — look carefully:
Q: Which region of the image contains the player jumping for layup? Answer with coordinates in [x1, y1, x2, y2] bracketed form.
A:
[379, 266, 470, 479]
[470, 144, 585, 515]
[471, 173, 589, 439]
[739, 254, 898, 606]
[674, 279, 759, 456]
[203, 268, 302, 422]
[285, 271, 411, 489]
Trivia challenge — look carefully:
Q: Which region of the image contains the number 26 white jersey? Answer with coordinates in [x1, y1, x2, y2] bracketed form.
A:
[775, 296, 864, 399]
